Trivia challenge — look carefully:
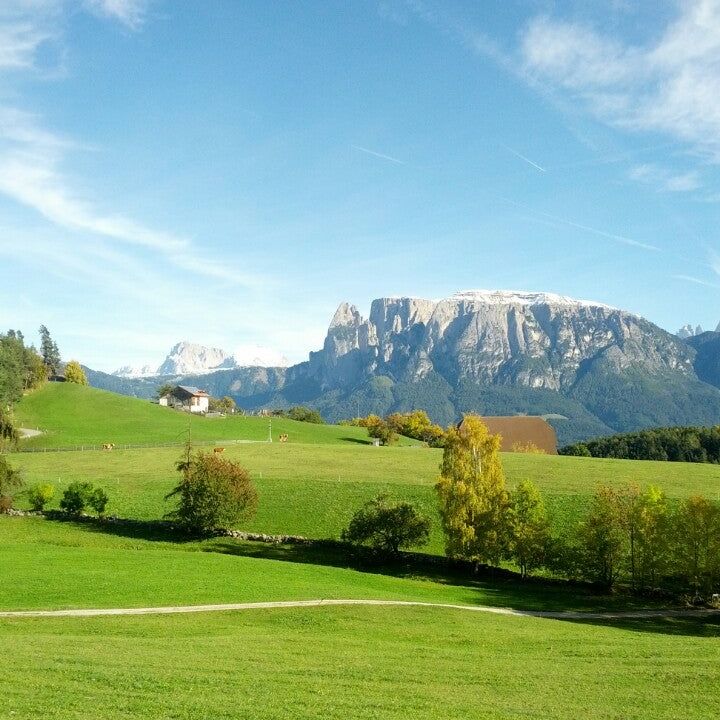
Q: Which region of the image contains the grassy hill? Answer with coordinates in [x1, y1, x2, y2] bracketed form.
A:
[1, 517, 718, 719]
[14, 383, 402, 449]
[13, 443, 720, 554]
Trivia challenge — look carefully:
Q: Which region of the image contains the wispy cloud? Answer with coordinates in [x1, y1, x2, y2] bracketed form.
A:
[351, 144, 406, 165]
[708, 249, 720, 276]
[628, 163, 701, 193]
[501, 144, 546, 173]
[520, 2, 720, 162]
[673, 273, 720, 288]
[0, 1, 262, 289]
[83, 0, 149, 30]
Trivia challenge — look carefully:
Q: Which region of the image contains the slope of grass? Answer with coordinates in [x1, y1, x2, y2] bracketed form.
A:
[0, 595, 718, 719]
[0, 516, 657, 613]
[14, 383, 407, 448]
[11, 444, 720, 553]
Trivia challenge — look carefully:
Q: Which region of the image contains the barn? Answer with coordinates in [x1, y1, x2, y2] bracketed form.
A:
[463, 416, 558, 454]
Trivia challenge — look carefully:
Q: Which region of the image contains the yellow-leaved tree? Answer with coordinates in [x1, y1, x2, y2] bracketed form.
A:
[436, 415, 509, 565]
[64, 360, 88, 385]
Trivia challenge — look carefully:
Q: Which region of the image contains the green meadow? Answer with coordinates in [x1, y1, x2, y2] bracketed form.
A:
[3, 382, 720, 719]
[14, 383, 405, 448]
[11, 441, 720, 553]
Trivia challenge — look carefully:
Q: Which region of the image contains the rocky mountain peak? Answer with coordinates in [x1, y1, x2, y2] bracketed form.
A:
[156, 342, 234, 376]
[328, 302, 363, 329]
[311, 290, 690, 392]
[677, 324, 706, 339]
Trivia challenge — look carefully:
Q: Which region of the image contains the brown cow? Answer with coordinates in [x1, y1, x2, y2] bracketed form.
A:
[213, 447, 225, 454]
[102, 443, 115, 451]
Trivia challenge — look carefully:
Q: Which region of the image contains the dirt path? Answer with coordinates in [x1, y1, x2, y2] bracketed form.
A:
[1, 598, 717, 620]
[18, 428, 43, 439]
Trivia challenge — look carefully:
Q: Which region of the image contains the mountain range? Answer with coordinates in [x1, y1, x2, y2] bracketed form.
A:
[112, 341, 289, 377]
[85, 290, 720, 446]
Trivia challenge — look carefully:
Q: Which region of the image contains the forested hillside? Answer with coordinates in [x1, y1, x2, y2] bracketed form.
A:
[560, 425, 720, 463]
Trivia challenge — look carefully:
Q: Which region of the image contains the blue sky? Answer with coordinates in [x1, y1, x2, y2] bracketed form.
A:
[1, 0, 720, 371]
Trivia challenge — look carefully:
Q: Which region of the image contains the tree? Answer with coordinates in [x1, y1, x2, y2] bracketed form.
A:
[672, 495, 720, 596]
[286, 406, 323, 424]
[365, 415, 397, 446]
[39, 326, 61, 377]
[22, 347, 47, 390]
[341, 494, 430, 553]
[88, 487, 109, 515]
[436, 415, 509, 565]
[577, 485, 626, 588]
[0, 454, 23, 512]
[156, 382, 174, 400]
[628, 485, 671, 590]
[0, 410, 19, 451]
[166, 444, 258, 534]
[64, 360, 88, 385]
[60, 481, 96, 515]
[27, 483, 55, 511]
[508, 479, 551, 578]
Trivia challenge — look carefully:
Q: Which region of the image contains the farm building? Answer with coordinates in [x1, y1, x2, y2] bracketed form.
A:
[460, 415, 558, 454]
[159, 385, 210, 414]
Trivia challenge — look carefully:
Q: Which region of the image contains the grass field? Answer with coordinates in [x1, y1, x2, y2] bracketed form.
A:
[11, 442, 720, 553]
[1, 517, 719, 720]
[4, 383, 720, 719]
[14, 383, 407, 448]
[2, 605, 719, 720]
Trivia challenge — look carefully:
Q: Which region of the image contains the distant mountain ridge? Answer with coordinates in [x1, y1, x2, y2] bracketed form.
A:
[113, 341, 289, 378]
[90, 290, 720, 445]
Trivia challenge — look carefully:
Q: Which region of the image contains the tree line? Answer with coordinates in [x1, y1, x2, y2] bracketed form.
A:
[560, 425, 720, 464]
[0, 326, 88, 448]
[435, 416, 720, 598]
[342, 410, 446, 446]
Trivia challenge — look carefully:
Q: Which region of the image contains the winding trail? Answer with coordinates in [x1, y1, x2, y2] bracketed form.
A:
[1, 598, 718, 620]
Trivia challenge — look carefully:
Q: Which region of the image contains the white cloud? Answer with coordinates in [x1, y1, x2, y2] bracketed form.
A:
[628, 163, 701, 192]
[83, 0, 148, 29]
[520, 2, 720, 160]
[0, 0, 266, 289]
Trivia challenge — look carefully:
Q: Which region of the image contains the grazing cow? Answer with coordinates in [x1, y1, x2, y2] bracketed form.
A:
[279, 434, 289, 443]
[102, 443, 115, 451]
[213, 447, 225, 454]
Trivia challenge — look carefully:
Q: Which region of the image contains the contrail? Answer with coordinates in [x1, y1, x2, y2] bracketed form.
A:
[495, 195, 660, 252]
[351, 145, 406, 165]
[501, 144, 546, 173]
[673, 274, 720, 289]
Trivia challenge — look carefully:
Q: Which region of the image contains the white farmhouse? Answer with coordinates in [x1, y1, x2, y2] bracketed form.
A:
[160, 385, 210, 414]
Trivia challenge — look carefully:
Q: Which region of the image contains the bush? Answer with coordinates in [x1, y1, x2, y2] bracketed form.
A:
[88, 487, 109, 515]
[286, 406, 324, 424]
[0, 454, 22, 511]
[365, 415, 397, 446]
[60, 481, 95, 515]
[27, 483, 55, 511]
[166, 445, 258, 534]
[341, 494, 430, 553]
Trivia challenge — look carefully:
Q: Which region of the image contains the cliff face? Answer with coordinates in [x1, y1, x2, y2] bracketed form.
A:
[307, 291, 694, 392]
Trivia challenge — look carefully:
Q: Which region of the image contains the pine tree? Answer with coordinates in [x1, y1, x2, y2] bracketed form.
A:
[39, 325, 61, 376]
[436, 415, 509, 565]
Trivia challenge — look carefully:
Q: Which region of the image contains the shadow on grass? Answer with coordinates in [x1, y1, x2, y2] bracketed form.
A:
[339, 437, 372, 445]
[47, 513, 720, 637]
[564, 614, 720, 638]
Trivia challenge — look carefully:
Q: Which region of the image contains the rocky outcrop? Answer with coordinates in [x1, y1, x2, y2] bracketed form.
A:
[308, 291, 695, 393]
